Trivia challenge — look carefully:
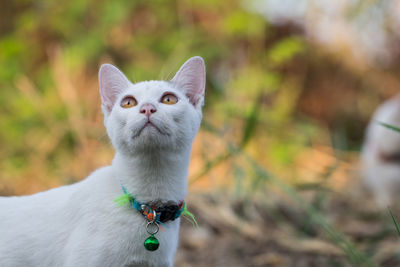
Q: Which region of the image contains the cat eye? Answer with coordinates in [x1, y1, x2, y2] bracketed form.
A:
[120, 96, 137, 108]
[161, 93, 178, 105]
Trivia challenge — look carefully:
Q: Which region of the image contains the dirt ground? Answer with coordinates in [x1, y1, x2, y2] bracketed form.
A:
[175, 185, 400, 267]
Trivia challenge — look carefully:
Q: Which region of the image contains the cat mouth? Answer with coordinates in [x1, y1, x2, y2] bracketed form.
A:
[133, 121, 166, 138]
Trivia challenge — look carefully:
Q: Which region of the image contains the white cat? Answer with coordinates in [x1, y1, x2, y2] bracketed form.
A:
[0, 56, 206, 266]
[362, 94, 400, 207]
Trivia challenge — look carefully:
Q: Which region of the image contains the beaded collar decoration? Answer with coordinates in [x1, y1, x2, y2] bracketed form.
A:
[114, 186, 196, 251]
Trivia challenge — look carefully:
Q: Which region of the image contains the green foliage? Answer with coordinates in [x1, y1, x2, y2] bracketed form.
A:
[268, 37, 304, 65]
[224, 9, 265, 37]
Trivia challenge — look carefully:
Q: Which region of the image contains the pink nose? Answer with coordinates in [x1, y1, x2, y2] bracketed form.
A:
[140, 103, 157, 118]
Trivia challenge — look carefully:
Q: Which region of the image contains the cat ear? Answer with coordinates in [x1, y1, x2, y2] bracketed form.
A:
[171, 56, 206, 108]
[99, 64, 131, 114]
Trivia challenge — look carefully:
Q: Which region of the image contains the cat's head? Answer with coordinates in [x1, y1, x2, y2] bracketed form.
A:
[99, 57, 205, 154]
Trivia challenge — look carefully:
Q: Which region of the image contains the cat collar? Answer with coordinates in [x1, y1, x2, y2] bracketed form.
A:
[114, 185, 196, 251]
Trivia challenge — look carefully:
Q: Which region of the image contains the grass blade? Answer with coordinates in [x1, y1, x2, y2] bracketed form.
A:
[388, 207, 400, 237]
[240, 97, 262, 148]
[378, 121, 400, 133]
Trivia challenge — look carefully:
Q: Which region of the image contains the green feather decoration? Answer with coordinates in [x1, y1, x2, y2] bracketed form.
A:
[114, 193, 133, 206]
[181, 204, 198, 227]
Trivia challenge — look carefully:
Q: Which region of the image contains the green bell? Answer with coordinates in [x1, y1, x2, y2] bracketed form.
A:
[144, 234, 160, 251]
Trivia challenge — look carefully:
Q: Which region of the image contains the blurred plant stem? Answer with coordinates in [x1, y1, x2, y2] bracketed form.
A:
[190, 95, 262, 184]
[388, 207, 400, 238]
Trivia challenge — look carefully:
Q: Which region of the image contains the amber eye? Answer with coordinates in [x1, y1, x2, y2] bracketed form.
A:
[120, 96, 137, 108]
[161, 93, 178, 105]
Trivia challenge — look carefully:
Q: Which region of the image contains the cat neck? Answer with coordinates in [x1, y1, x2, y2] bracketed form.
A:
[112, 148, 190, 204]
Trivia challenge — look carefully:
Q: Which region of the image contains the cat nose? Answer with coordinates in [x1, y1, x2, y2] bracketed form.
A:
[140, 103, 157, 118]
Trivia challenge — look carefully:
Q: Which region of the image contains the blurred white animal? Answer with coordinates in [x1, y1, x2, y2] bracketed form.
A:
[362, 94, 400, 207]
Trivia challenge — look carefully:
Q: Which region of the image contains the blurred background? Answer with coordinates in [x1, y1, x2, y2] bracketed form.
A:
[1, 0, 400, 266]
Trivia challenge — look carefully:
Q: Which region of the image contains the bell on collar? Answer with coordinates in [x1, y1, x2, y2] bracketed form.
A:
[144, 234, 160, 251]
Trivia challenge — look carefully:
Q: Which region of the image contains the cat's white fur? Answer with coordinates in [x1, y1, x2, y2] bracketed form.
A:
[362, 94, 400, 207]
[0, 56, 206, 266]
